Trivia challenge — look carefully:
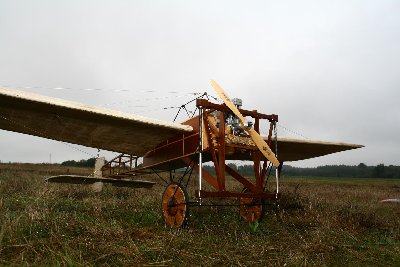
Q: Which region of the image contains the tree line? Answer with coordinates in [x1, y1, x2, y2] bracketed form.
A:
[62, 158, 400, 178]
[61, 158, 97, 168]
[282, 163, 400, 178]
[204, 163, 400, 178]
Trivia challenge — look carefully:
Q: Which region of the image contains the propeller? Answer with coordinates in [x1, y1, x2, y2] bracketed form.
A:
[210, 80, 280, 167]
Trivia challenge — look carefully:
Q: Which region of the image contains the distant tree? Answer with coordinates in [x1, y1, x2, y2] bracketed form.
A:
[61, 158, 96, 167]
[86, 158, 96, 167]
[358, 163, 367, 168]
[373, 164, 385, 178]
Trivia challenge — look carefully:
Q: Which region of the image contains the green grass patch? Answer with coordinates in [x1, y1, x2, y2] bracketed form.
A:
[0, 164, 399, 266]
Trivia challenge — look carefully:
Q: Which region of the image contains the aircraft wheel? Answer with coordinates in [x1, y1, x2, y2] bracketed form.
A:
[239, 188, 265, 223]
[161, 183, 189, 228]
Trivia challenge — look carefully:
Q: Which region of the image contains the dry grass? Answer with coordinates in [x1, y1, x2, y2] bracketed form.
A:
[0, 163, 399, 266]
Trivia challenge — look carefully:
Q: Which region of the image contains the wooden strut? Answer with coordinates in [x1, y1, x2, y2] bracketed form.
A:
[181, 101, 280, 201]
[101, 154, 152, 178]
[161, 98, 281, 226]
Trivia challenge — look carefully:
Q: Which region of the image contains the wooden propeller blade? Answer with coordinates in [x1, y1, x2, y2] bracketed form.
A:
[210, 80, 246, 125]
[210, 80, 280, 167]
[247, 128, 280, 167]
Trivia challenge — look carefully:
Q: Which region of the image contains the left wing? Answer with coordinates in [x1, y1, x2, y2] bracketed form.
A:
[0, 87, 193, 155]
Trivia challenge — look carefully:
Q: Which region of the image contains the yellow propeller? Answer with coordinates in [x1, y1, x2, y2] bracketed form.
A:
[210, 80, 280, 167]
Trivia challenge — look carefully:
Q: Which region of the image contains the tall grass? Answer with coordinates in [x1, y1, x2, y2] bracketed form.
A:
[0, 163, 399, 266]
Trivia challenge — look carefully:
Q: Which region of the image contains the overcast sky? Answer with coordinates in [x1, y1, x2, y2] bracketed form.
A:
[0, 0, 399, 167]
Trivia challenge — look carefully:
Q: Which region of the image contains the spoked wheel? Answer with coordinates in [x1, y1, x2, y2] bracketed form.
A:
[161, 183, 189, 228]
[239, 188, 265, 223]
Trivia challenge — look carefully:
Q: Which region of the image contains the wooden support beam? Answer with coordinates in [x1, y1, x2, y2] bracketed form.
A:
[253, 151, 263, 188]
[218, 110, 226, 190]
[202, 112, 222, 190]
[182, 157, 219, 190]
[225, 164, 260, 193]
[261, 160, 268, 182]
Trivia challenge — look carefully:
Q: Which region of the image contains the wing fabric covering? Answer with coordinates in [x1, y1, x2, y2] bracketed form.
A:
[226, 137, 362, 162]
[0, 87, 192, 156]
[272, 137, 363, 162]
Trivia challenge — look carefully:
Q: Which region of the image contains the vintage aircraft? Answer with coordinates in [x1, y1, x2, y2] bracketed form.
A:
[0, 80, 363, 227]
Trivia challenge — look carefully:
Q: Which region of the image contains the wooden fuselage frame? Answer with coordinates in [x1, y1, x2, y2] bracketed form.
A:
[133, 99, 281, 200]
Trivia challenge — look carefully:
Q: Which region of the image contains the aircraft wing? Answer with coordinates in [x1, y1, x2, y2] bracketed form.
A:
[0, 87, 193, 156]
[227, 136, 362, 162]
[272, 137, 364, 162]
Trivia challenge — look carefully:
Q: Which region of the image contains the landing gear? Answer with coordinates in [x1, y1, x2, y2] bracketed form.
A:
[161, 183, 189, 228]
[239, 188, 265, 223]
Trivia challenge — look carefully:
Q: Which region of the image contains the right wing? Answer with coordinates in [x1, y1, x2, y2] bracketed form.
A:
[226, 136, 363, 162]
[273, 137, 364, 162]
[0, 87, 193, 156]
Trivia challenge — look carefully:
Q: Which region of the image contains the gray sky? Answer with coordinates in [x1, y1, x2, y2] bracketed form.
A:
[0, 0, 399, 167]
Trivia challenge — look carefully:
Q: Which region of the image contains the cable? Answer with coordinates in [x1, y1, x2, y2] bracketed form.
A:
[0, 83, 202, 95]
[276, 124, 309, 140]
[0, 113, 97, 158]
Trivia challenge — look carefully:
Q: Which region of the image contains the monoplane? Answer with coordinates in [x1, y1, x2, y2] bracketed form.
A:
[0, 80, 363, 227]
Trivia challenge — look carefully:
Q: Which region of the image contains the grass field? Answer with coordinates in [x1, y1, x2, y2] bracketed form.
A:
[0, 163, 399, 266]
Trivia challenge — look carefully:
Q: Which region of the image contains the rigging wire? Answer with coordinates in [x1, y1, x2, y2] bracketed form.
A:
[0, 83, 202, 96]
[1, 83, 214, 118]
[261, 124, 309, 140]
[276, 124, 309, 140]
[100, 92, 202, 107]
[0, 83, 221, 160]
[0, 114, 97, 158]
[0, 83, 219, 114]
[171, 92, 220, 122]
